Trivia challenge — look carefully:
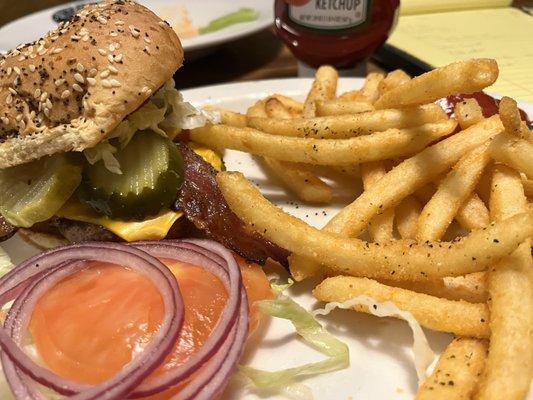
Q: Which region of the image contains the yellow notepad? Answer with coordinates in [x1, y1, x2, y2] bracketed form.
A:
[387, 7, 533, 101]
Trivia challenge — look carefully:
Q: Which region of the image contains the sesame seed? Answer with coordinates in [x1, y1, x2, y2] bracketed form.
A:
[114, 54, 123, 62]
[144, 46, 151, 55]
[110, 32, 118, 37]
[108, 54, 114, 63]
[45, 98, 53, 109]
[15, 114, 22, 122]
[29, 110, 35, 119]
[61, 89, 70, 99]
[6, 67, 12, 76]
[141, 86, 150, 94]
[88, 68, 97, 77]
[108, 65, 118, 74]
[82, 36, 90, 42]
[86, 77, 96, 86]
[76, 63, 85, 72]
[8, 88, 17, 95]
[109, 44, 115, 52]
[98, 48, 107, 56]
[38, 48, 47, 56]
[40, 92, 48, 102]
[18, 55, 26, 61]
[115, 20, 125, 25]
[13, 67, 21, 75]
[144, 37, 152, 44]
[102, 79, 112, 88]
[158, 21, 167, 27]
[74, 73, 85, 84]
[19, 119, 26, 129]
[55, 79, 65, 86]
[29, 64, 36, 72]
[1, 117, 9, 125]
[43, 108, 50, 118]
[71, 34, 81, 40]
[97, 16, 107, 24]
[100, 70, 110, 78]
[34, 88, 41, 98]
[109, 79, 121, 87]
[72, 83, 83, 92]
[6, 94, 12, 104]
[52, 47, 63, 54]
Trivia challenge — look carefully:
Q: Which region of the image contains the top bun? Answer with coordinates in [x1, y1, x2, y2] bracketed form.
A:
[0, 0, 183, 168]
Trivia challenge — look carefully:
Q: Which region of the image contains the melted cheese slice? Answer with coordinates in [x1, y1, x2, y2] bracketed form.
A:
[57, 201, 183, 242]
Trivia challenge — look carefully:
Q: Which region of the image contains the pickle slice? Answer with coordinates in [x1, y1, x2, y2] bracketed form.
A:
[0, 154, 83, 228]
[78, 130, 184, 220]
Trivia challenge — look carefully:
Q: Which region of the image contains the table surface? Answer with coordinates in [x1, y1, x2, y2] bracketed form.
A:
[0, 0, 528, 90]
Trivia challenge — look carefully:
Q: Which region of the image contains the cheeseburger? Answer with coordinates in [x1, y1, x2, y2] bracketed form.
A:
[0, 1, 288, 266]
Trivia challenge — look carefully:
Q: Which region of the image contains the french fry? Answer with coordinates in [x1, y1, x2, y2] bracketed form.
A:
[489, 132, 533, 179]
[522, 178, 533, 197]
[268, 94, 303, 115]
[380, 272, 488, 303]
[288, 116, 503, 280]
[475, 165, 533, 400]
[338, 72, 384, 103]
[417, 144, 490, 241]
[378, 69, 411, 95]
[315, 100, 374, 116]
[455, 193, 490, 231]
[247, 104, 447, 138]
[265, 98, 293, 119]
[190, 120, 457, 166]
[454, 98, 484, 129]
[247, 100, 268, 118]
[216, 171, 533, 282]
[395, 195, 422, 239]
[498, 96, 523, 138]
[415, 338, 487, 400]
[374, 59, 498, 109]
[312, 276, 489, 338]
[303, 65, 338, 118]
[360, 161, 394, 242]
[204, 107, 247, 127]
[252, 98, 333, 203]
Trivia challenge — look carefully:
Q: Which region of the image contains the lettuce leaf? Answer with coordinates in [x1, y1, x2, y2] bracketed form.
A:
[240, 285, 349, 390]
[83, 79, 220, 174]
[313, 296, 436, 383]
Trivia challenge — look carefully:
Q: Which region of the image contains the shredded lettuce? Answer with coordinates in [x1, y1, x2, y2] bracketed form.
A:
[83, 79, 220, 174]
[313, 296, 436, 384]
[240, 283, 349, 391]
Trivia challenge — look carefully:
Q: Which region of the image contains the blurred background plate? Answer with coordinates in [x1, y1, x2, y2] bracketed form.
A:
[0, 0, 273, 59]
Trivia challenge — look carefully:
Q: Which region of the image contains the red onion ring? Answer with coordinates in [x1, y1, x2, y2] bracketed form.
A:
[0, 243, 184, 400]
[0, 239, 252, 400]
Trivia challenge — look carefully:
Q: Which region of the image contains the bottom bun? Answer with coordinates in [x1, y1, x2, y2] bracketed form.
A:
[18, 229, 69, 250]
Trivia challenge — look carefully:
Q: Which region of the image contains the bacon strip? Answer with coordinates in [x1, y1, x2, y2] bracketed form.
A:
[175, 143, 289, 267]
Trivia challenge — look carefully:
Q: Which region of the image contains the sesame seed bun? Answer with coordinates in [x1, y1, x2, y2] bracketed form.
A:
[0, 0, 183, 168]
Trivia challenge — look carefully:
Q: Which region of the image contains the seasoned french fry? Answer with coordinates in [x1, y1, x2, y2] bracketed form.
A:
[475, 165, 533, 400]
[338, 72, 384, 103]
[303, 65, 338, 118]
[254, 98, 333, 203]
[262, 159, 332, 203]
[360, 161, 394, 242]
[522, 178, 533, 197]
[204, 107, 247, 127]
[190, 120, 457, 166]
[417, 144, 490, 241]
[246, 100, 268, 118]
[395, 195, 422, 239]
[455, 193, 490, 231]
[454, 98, 484, 129]
[268, 94, 303, 115]
[288, 116, 503, 280]
[313, 276, 489, 338]
[375, 59, 498, 109]
[247, 104, 447, 138]
[415, 338, 487, 400]
[490, 132, 533, 179]
[498, 96, 523, 138]
[265, 98, 293, 119]
[315, 100, 374, 116]
[217, 171, 533, 282]
[378, 69, 411, 95]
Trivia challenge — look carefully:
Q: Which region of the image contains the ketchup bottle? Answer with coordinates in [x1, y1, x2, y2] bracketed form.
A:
[275, 0, 400, 76]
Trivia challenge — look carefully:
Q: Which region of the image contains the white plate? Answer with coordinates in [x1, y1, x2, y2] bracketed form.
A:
[2, 79, 533, 400]
[0, 0, 272, 55]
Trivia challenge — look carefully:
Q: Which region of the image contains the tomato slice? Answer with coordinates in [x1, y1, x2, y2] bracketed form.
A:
[29, 255, 272, 398]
